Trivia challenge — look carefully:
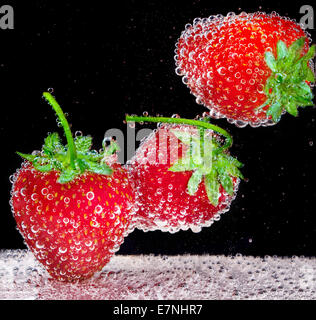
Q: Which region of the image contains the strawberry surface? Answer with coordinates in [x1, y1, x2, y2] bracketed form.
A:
[11, 163, 134, 281]
[129, 124, 240, 233]
[175, 12, 314, 126]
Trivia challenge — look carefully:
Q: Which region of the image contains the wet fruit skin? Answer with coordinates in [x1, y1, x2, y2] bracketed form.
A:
[11, 162, 134, 282]
[129, 125, 239, 233]
[175, 12, 310, 126]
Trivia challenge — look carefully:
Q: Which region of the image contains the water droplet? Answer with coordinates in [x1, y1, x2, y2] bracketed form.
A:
[86, 191, 94, 201]
[41, 188, 48, 196]
[217, 67, 227, 75]
[58, 247, 67, 254]
[95, 205, 103, 214]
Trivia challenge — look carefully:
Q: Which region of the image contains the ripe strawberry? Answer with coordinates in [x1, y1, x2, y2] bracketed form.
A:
[175, 12, 315, 126]
[10, 92, 134, 282]
[126, 115, 242, 233]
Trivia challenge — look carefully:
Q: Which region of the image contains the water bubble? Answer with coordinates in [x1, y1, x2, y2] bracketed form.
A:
[217, 67, 227, 75]
[86, 191, 95, 201]
[47, 194, 53, 200]
[48, 88, 54, 93]
[35, 241, 45, 249]
[58, 247, 67, 254]
[41, 188, 48, 196]
[75, 131, 83, 137]
[31, 193, 38, 201]
[95, 205, 103, 214]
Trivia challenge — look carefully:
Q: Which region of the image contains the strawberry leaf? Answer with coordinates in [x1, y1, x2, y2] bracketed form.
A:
[205, 170, 220, 206]
[85, 161, 112, 175]
[284, 101, 298, 117]
[306, 67, 316, 83]
[187, 171, 203, 195]
[303, 44, 315, 61]
[260, 38, 315, 122]
[33, 162, 54, 172]
[74, 136, 92, 153]
[18, 92, 116, 184]
[277, 41, 288, 60]
[265, 52, 277, 72]
[266, 102, 282, 122]
[169, 154, 194, 172]
[16, 152, 36, 162]
[169, 128, 243, 206]
[218, 172, 234, 196]
[58, 167, 77, 184]
[171, 130, 193, 145]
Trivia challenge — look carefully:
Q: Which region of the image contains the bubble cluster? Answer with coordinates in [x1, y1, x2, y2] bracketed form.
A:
[1, 251, 316, 300]
[175, 11, 312, 126]
[9, 162, 135, 282]
[127, 124, 239, 233]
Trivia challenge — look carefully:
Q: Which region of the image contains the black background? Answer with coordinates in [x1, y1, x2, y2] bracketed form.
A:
[0, 0, 315, 257]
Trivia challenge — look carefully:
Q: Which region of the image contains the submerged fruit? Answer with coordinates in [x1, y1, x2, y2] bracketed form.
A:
[127, 116, 242, 233]
[175, 12, 315, 127]
[10, 93, 134, 281]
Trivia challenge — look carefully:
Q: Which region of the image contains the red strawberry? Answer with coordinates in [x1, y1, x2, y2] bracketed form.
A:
[175, 12, 315, 127]
[10, 92, 134, 281]
[126, 115, 242, 233]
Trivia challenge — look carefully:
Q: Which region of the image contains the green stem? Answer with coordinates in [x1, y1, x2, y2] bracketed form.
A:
[125, 115, 233, 153]
[42, 92, 77, 169]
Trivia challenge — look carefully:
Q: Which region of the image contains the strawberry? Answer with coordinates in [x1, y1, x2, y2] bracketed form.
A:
[175, 12, 316, 127]
[10, 92, 134, 282]
[126, 115, 242, 233]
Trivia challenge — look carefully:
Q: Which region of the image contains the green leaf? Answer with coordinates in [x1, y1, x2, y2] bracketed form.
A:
[74, 136, 92, 153]
[285, 101, 298, 117]
[76, 158, 88, 173]
[16, 152, 36, 162]
[86, 161, 112, 175]
[58, 168, 77, 184]
[104, 140, 120, 156]
[293, 95, 314, 107]
[306, 67, 315, 83]
[297, 82, 313, 98]
[223, 154, 244, 168]
[261, 38, 314, 121]
[169, 155, 193, 172]
[204, 171, 220, 206]
[304, 44, 316, 60]
[265, 51, 277, 72]
[33, 162, 53, 172]
[277, 41, 288, 60]
[218, 173, 234, 196]
[267, 102, 283, 123]
[171, 130, 193, 145]
[287, 37, 306, 62]
[187, 171, 203, 195]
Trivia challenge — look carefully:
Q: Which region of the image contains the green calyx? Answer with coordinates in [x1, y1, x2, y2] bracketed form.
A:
[126, 115, 243, 206]
[17, 92, 115, 183]
[168, 129, 243, 206]
[259, 37, 315, 123]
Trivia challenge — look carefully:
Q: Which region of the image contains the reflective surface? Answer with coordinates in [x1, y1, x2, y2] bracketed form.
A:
[0, 250, 315, 300]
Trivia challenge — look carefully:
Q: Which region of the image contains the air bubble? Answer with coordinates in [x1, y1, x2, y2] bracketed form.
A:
[86, 191, 95, 201]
